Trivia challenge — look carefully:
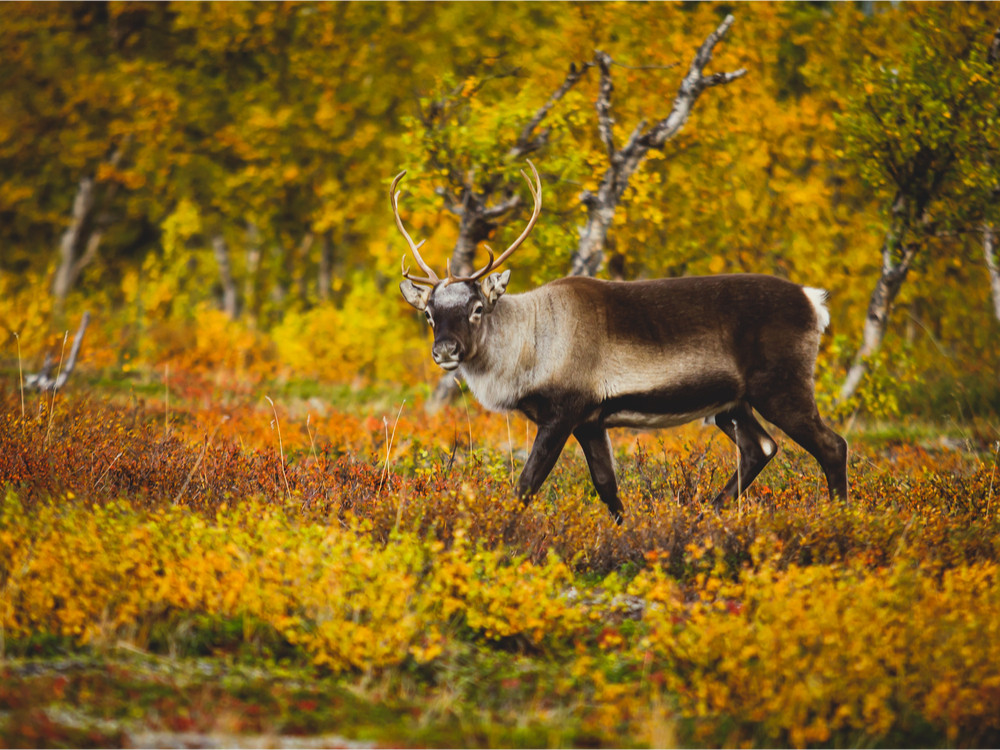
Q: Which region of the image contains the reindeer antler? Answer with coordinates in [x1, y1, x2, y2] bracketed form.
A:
[448, 159, 542, 283]
[390, 171, 440, 286]
[392, 160, 542, 286]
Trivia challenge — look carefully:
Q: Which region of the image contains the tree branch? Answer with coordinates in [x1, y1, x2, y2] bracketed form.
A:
[509, 60, 594, 159]
[570, 16, 745, 277]
[52, 137, 132, 306]
[594, 50, 616, 159]
[481, 193, 522, 220]
[212, 233, 239, 319]
[644, 14, 746, 149]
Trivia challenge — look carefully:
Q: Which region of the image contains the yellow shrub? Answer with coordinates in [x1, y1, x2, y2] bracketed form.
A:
[271, 274, 425, 384]
[143, 304, 276, 376]
[633, 557, 1000, 746]
[0, 493, 593, 672]
[4, 487, 1000, 745]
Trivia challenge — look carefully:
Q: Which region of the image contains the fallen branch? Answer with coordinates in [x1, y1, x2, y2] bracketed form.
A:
[26, 311, 91, 392]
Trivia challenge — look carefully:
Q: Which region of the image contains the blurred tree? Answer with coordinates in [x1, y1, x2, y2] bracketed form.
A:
[399, 58, 595, 410]
[0, 3, 176, 321]
[398, 8, 747, 408]
[837, 6, 1000, 401]
[987, 228, 1000, 321]
[982, 26, 1000, 323]
[0, 1, 996, 415]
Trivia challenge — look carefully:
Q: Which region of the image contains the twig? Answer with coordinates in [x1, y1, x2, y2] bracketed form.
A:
[456, 377, 473, 458]
[95, 451, 124, 490]
[43, 331, 69, 447]
[611, 60, 680, 72]
[509, 59, 595, 159]
[265, 396, 291, 497]
[14, 332, 24, 421]
[164, 364, 170, 438]
[306, 413, 319, 463]
[173, 417, 229, 504]
[378, 399, 406, 499]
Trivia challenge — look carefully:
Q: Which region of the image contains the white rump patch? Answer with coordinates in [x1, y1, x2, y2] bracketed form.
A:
[803, 287, 830, 332]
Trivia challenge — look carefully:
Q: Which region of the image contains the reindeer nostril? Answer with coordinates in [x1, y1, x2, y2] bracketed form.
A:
[433, 339, 462, 362]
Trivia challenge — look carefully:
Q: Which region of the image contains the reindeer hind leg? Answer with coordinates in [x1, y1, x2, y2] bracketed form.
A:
[753, 389, 848, 502]
[710, 402, 778, 508]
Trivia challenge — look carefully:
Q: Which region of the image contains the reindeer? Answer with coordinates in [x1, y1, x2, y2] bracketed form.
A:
[393, 161, 848, 524]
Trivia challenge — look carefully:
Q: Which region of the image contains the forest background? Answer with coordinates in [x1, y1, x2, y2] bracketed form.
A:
[4, 4, 1000, 747]
[1, 1, 999, 418]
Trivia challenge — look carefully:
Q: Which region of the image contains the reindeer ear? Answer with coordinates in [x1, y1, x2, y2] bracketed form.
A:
[400, 279, 431, 311]
[482, 270, 511, 308]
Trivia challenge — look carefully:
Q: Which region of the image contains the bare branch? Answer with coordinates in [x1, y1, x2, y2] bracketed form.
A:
[594, 51, 616, 159]
[691, 13, 737, 77]
[701, 68, 749, 90]
[645, 14, 746, 149]
[449, 160, 542, 283]
[481, 192, 522, 220]
[571, 16, 745, 277]
[611, 60, 679, 72]
[510, 60, 595, 159]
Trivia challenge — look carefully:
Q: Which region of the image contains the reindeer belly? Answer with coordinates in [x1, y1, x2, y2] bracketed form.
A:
[598, 371, 742, 430]
[604, 406, 731, 429]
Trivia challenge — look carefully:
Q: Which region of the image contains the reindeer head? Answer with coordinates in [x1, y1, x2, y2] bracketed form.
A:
[391, 161, 540, 371]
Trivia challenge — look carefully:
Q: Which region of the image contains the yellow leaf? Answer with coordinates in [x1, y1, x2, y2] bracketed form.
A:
[735, 189, 754, 212]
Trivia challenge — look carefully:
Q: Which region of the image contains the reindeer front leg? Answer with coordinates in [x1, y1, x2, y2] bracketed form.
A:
[516, 420, 574, 507]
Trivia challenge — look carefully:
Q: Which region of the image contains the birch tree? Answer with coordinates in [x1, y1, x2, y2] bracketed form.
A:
[986, 227, 1000, 322]
[570, 15, 746, 277]
[838, 10, 1000, 402]
[982, 27, 1000, 323]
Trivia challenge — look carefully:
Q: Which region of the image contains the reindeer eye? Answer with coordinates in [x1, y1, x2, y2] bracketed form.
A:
[424, 311, 434, 327]
[470, 302, 484, 322]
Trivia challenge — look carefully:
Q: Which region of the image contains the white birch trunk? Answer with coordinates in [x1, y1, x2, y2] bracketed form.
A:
[211, 233, 239, 319]
[840, 209, 917, 402]
[984, 225, 1000, 322]
[52, 176, 98, 305]
[51, 140, 128, 310]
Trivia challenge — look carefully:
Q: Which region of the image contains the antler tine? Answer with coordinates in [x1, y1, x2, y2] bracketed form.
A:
[390, 171, 440, 285]
[446, 246, 495, 284]
[452, 159, 542, 283]
[401, 254, 438, 286]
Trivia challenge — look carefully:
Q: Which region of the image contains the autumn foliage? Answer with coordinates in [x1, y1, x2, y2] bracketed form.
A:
[2, 2, 1000, 747]
[1, 2, 999, 419]
[3, 381, 1000, 746]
